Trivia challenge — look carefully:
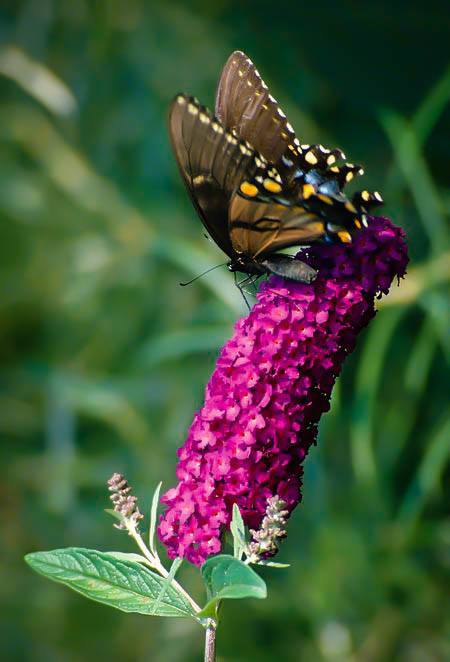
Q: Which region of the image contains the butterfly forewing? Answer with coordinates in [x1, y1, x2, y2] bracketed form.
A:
[169, 95, 259, 258]
[215, 51, 297, 164]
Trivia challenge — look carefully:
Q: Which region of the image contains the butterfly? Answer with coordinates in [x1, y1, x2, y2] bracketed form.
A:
[168, 50, 383, 284]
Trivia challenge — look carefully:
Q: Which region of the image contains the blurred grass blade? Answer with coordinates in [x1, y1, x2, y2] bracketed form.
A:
[45, 377, 76, 514]
[154, 236, 241, 312]
[413, 64, 450, 142]
[0, 104, 153, 245]
[379, 110, 447, 254]
[54, 372, 153, 450]
[135, 327, 230, 368]
[404, 318, 437, 391]
[383, 66, 450, 195]
[397, 416, 450, 527]
[350, 307, 405, 486]
[383, 317, 437, 473]
[0, 46, 77, 117]
[418, 292, 450, 361]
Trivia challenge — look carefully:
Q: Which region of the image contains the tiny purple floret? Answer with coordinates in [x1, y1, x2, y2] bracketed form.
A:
[158, 217, 409, 565]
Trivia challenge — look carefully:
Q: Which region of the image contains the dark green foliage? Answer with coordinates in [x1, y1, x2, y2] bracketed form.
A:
[1, 1, 449, 660]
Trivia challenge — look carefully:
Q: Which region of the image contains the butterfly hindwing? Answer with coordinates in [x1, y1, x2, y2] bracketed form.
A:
[215, 51, 297, 164]
[215, 51, 370, 201]
[229, 193, 325, 259]
[234, 168, 369, 245]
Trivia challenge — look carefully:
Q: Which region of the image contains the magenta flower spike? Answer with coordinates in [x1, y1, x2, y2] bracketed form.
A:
[158, 217, 409, 566]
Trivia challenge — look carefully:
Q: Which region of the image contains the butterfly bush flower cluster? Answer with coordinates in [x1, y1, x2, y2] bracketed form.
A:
[158, 217, 408, 566]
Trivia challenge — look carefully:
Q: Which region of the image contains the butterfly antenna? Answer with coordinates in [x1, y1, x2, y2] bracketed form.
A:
[179, 262, 228, 286]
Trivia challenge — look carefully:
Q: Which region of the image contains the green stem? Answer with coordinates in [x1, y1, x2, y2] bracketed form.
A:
[127, 523, 201, 614]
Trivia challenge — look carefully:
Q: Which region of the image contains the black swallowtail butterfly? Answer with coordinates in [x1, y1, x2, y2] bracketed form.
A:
[169, 50, 383, 283]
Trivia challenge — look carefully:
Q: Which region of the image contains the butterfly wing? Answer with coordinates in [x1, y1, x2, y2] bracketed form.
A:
[215, 50, 298, 164]
[229, 193, 326, 259]
[169, 95, 241, 257]
[169, 88, 381, 271]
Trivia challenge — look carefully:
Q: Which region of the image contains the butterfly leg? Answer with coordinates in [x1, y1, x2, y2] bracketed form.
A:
[242, 274, 261, 298]
[234, 272, 253, 311]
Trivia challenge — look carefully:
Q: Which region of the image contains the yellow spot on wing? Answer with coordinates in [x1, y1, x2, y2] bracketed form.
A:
[338, 230, 352, 243]
[317, 194, 333, 205]
[327, 154, 336, 165]
[263, 179, 282, 193]
[305, 151, 318, 165]
[346, 171, 354, 182]
[345, 201, 357, 213]
[302, 184, 315, 199]
[354, 219, 362, 229]
[361, 190, 370, 201]
[240, 182, 258, 197]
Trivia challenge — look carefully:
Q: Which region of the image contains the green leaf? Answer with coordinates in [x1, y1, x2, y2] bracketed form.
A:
[230, 503, 247, 560]
[25, 547, 195, 618]
[149, 481, 162, 556]
[256, 561, 290, 568]
[199, 554, 267, 617]
[151, 557, 183, 615]
[104, 551, 149, 565]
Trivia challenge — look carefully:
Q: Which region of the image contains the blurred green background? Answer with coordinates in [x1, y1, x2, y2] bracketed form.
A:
[1, 1, 449, 660]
